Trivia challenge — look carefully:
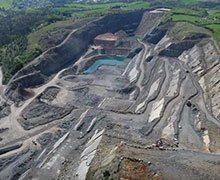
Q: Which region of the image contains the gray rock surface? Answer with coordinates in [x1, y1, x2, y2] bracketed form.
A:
[0, 9, 219, 180]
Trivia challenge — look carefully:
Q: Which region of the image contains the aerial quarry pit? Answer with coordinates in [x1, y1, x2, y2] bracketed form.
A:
[0, 8, 220, 180]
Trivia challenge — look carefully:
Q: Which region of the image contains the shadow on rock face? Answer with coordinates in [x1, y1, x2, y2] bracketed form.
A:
[11, 85, 35, 105]
[18, 87, 35, 99]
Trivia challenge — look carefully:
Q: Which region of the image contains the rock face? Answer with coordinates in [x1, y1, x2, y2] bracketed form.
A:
[136, 10, 165, 38]
[159, 39, 201, 57]
[179, 39, 220, 119]
[94, 33, 118, 49]
[5, 10, 145, 100]
[0, 9, 220, 180]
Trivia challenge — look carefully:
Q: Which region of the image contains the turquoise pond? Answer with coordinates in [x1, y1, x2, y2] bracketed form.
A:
[84, 57, 124, 74]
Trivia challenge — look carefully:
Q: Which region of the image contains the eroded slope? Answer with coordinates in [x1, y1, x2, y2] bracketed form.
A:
[0, 9, 219, 180]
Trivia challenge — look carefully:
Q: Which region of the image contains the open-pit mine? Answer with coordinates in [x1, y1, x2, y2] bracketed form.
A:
[0, 8, 220, 180]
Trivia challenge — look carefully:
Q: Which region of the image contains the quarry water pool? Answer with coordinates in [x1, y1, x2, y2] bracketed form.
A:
[84, 57, 124, 74]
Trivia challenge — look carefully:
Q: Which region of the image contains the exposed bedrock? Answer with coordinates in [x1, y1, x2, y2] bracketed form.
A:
[143, 24, 170, 45]
[127, 47, 143, 59]
[157, 31, 210, 58]
[0, 147, 39, 180]
[0, 102, 11, 120]
[1, 8, 220, 180]
[136, 10, 165, 38]
[179, 39, 220, 120]
[0, 143, 22, 156]
[86, 137, 220, 180]
[19, 100, 74, 130]
[38, 86, 60, 102]
[5, 10, 145, 100]
[159, 40, 200, 57]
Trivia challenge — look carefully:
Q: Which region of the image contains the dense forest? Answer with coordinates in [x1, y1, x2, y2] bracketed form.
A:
[0, 8, 66, 82]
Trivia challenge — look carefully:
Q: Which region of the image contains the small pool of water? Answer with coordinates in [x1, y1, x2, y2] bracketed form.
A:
[84, 57, 124, 74]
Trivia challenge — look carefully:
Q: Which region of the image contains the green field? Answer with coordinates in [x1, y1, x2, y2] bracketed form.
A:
[0, 0, 13, 8]
[56, 1, 150, 18]
[181, 0, 198, 4]
[163, 8, 220, 44]
[169, 22, 211, 41]
[172, 14, 199, 23]
[206, 24, 220, 43]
